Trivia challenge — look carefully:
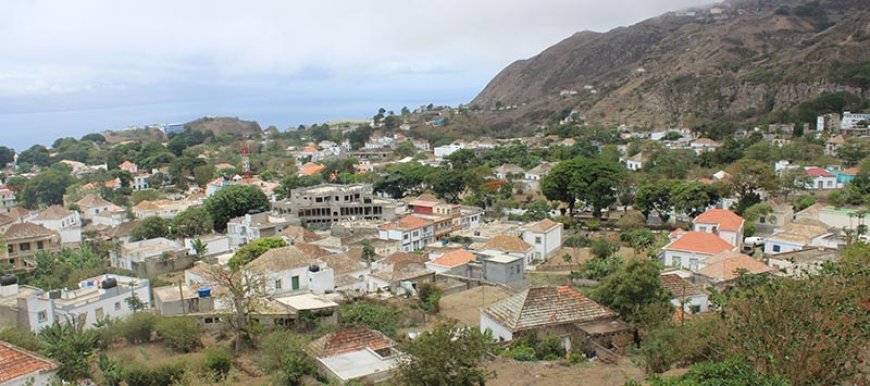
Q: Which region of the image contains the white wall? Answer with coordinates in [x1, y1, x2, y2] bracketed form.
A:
[1, 370, 58, 386]
[523, 226, 562, 261]
[480, 312, 513, 342]
[662, 249, 714, 271]
[763, 238, 804, 255]
[670, 294, 709, 313]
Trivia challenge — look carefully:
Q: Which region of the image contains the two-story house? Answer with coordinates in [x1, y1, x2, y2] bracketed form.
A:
[522, 219, 563, 260]
[378, 215, 434, 252]
[227, 212, 295, 248]
[661, 231, 737, 271]
[692, 208, 744, 249]
[246, 246, 335, 296]
[25, 206, 82, 244]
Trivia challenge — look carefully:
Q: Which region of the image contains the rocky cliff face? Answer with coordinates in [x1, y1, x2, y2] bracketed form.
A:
[469, 0, 870, 130]
[184, 117, 262, 137]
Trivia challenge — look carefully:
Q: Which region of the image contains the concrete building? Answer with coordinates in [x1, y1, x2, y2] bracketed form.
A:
[284, 184, 396, 230]
[76, 194, 125, 226]
[132, 199, 200, 220]
[522, 219, 563, 260]
[25, 205, 81, 244]
[840, 111, 870, 129]
[378, 215, 435, 252]
[624, 152, 651, 171]
[0, 185, 15, 214]
[111, 238, 191, 276]
[804, 167, 837, 190]
[763, 218, 839, 255]
[695, 251, 772, 289]
[478, 251, 525, 284]
[0, 223, 61, 271]
[0, 341, 59, 386]
[476, 235, 534, 265]
[0, 274, 150, 332]
[227, 212, 295, 248]
[796, 204, 868, 230]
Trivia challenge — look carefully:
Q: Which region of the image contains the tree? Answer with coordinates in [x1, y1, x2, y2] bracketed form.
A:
[21, 168, 76, 208]
[129, 216, 171, 241]
[228, 237, 286, 269]
[193, 165, 217, 187]
[204, 185, 269, 231]
[795, 194, 816, 211]
[427, 169, 466, 203]
[395, 140, 417, 158]
[522, 200, 551, 221]
[172, 206, 214, 238]
[39, 321, 98, 381]
[204, 264, 267, 351]
[592, 259, 672, 327]
[18, 144, 52, 167]
[635, 181, 675, 224]
[360, 239, 377, 262]
[776, 167, 812, 201]
[190, 239, 208, 260]
[742, 202, 773, 237]
[837, 138, 869, 166]
[397, 322, 494, 386]
[0, 146, 14, 168]
[542, 158, 582, 217]
[671, 181, 719, 219]
[725, 159, 777, 214]
[260, 330, 315, 385]
[155, 317, 203, 353]
[646, 149, 696, 179]
[339, 301, 402, 337]
[569, 158, 625, 217]
[648, 357, 789, 386]
[445, 149, 479, 171]
[623, 230, 657, 256]
[590, 238, 618, 259]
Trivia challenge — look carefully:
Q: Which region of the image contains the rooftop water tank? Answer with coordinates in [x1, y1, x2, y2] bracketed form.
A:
[0, 274, 17, 286]
[101, 278, 118, 289]
[197, 287, 212, 298]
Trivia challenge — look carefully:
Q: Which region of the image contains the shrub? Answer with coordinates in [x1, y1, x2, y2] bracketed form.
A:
[123, 361, 187, 386]
[338, 301, 402, 337]
[203, 347, 233, 380]
[795, 195, 816, 211]
[155, 317, 202, 353]
[417, 282, 442, 313]
[511, 346, 537, 361]
[118, 312, 157, 344]
[258, 330, 310, 374]
[0, 326, 39, 352]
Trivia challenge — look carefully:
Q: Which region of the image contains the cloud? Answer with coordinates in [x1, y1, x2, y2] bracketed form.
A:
[0, 0, 710, 97]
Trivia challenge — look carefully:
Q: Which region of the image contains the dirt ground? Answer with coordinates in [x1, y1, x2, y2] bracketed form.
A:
[438, 286, 513, 327]
[487, 357, 647, 386]
[539, 246, 642, 269]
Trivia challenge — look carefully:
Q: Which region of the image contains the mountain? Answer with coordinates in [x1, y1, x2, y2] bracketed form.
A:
[184, 117, 262, 137]
[469, 0, 870, 132]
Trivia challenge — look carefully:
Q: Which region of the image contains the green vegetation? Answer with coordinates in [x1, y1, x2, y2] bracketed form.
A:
[203, 185, 270, 231]
[397, 323, 494, 386]
[228, 237, 286, 269]
[338, 300, 402, 337]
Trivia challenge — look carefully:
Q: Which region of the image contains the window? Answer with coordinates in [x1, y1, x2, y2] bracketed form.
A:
[115, 302, 121, 311]
[274, 279, 282, 290]
[535, 236, 542, 244]
[689, 305, 701, 314]
[19, 243, 30, 251]
[698, 226, 707, 232]
[673, 256, 682, 267]
[6, 245, 11, 253]
[37, 311, 47, 323]
[689, 258, 699, 271]
[95, 307, 104, 321]
[773, 245, 781, 253]
[37, 241, 44, 250]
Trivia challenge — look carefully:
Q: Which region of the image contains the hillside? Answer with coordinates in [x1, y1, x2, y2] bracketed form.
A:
[468, 0, 870, 132]
[184, 117, 262, 137]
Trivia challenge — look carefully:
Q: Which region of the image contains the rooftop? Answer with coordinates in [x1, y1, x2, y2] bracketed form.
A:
[698, 251, 771, 281]
[2, 222, 58, 240]
[481, 235, 532, 253]
[525, 219, 561, 233]
[0, 342, 59, 383]
[32, 205, 75, 221]
[663, 232, 734, 255]
[275, 293, 339, 312]
[660, 273, 709, 298]
[768, 218, 831, 244]
[693, 208, 744, 232]
[309, 327, 396, 358]
[429, 249, 476, 268]
[482, 286, 616, 332]
[247, 246, 318, 272]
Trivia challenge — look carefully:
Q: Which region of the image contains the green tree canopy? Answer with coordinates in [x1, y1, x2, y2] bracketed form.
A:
[204, 185, 269, 231]
[21, 166, 76, 208]
[130, 216, 171, 241]
[228, 237, 286, 270]
[172, 206, 214, 239]
[592, 259, 672, 327]
[397, 323, 494, 386]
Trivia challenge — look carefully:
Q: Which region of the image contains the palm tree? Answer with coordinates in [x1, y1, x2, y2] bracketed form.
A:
[191, 239, 208, 260]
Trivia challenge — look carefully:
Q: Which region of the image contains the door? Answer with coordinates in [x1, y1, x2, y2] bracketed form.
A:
[291, 276, 300, 290]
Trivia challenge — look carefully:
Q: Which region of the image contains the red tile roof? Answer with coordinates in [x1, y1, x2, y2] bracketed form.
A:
[308, 327, 396, 358]
[430, 249, 476, 268]
[664, 232, 734, 255]
[394, 215, 432, 230]
[694, 208, 744, 232]
[0, 341, 59, 383]
[298, 163, 325, 176]
[698, 251, 771, 281]
[805, 167, 834, 178]
[482, 235, 532, 253]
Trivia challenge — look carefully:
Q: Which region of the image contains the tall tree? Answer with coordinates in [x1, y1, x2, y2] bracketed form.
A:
[568, 157, 625, 217]
[592, 259, 672, 328]
[671, 181, 719, 219]
[635, 181, 676, 224]
[427, 169, 466, 203]
[542, 158, 583, 217]
[397, 322, 494, 386]
[204, 265, 267, 351]
[21, 167, 76, 208]
[204, 185, 269, 231]
[725, 159, 777, 214]
[172, 206, 214, 238]
[129, 216, 171, 241]
[0, 146, 14, 168]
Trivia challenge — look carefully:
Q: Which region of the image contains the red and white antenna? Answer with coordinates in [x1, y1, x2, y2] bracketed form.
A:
[241, 141, 252, 182]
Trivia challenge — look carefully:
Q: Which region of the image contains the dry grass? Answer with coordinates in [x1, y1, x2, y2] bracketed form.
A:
[438, 286, 513, 327]
[487, 356, 647, 386]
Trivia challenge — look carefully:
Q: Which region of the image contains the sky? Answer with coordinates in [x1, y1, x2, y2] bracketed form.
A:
[0, 0, 709, 151]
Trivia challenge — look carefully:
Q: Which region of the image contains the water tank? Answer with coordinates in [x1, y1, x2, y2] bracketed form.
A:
[441, 240, 448, 246]
[309, 264, 320, 273]
[0, 274, 17, 286]
[197, 287, 212, 298]
[101, 278, 118, 289]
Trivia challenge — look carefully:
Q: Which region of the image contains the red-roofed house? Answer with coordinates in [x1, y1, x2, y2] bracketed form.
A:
[804, 167, 837, 190]
[298, 162, 326, 177]
[378, 215, 434, 252]
[0, 341, 59, 385]
[307, 327, 403, 384]
[426, 249, 476, 273]
[119, 160, 138, 174]
[692, 208, 745, 248]
[661, 231, 737, 271]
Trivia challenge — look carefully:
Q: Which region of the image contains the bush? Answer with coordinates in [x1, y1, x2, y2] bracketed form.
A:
[155, 317, 202, 353]
[0, 326, 39, 352]
[511, 346, 537, 361]
[203, 347, 233, 380]
[258, 330, 310, 374]
[123, 361, 187, 386]
[118, 312, 157, 344]
[339, 301, 402, 337]
[795, 195, 816, 211]
[417, 282, 442, 313]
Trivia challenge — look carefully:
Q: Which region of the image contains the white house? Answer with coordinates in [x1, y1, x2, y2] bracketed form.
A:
[763, 218, 838, 255]
[796, 204, 868, 230]
[804, 167, 838, 190]
[246, 246, 335, 296]
[660, 273, 709, 314]
[111, 238, 187, 275]
[0, 185, 16, 214]
[624, 152, 651, 171]
[226, 212, 294, 248]
[25, 205, 82, 244]
[76, 194, 125, 226]
[522, 219, 563, 260]
[378, 215, 435, 252]
[661, 231, 737, 271]
[433, 144, 463, 158]
[183, 235, 232, 257]
[692, 208, 745, 249]
[477, 235, 534, 265]
[425, 249, 476, 274]
[308, 327, 403, 384]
